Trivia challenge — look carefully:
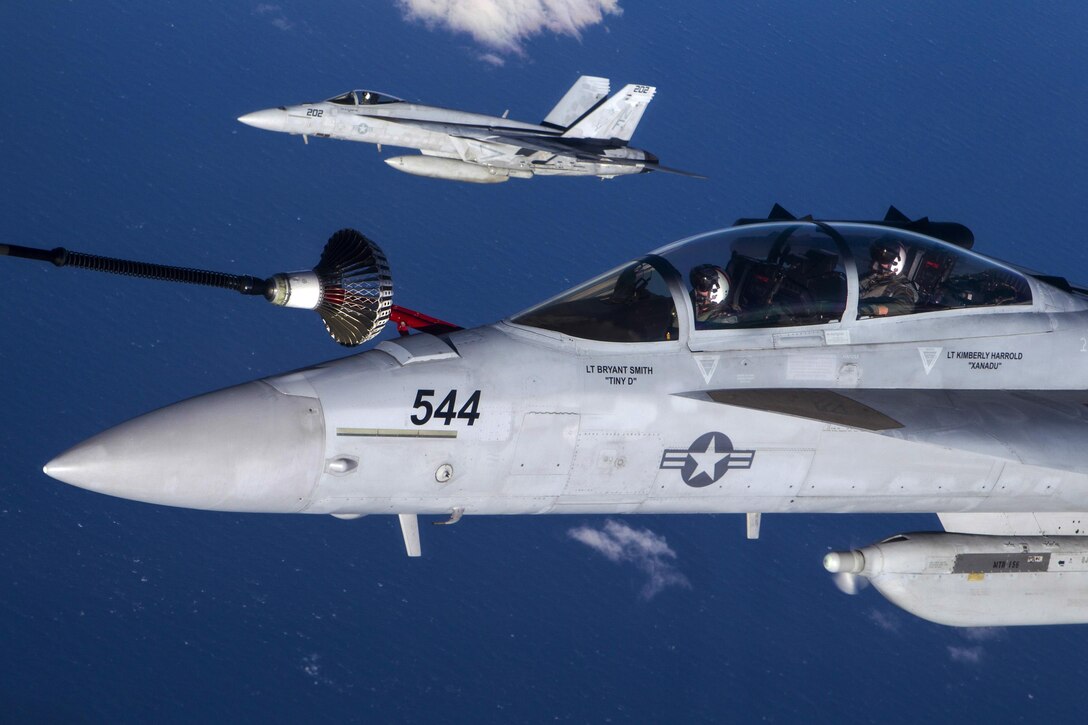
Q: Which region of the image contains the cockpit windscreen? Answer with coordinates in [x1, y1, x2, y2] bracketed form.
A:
[511, 258, 678, 342]
[327, 90, 403, 106]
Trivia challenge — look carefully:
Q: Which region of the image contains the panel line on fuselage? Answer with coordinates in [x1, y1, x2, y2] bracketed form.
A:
[336, 428, 458, 439]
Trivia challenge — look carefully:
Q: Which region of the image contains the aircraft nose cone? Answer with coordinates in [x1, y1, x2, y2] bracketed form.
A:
[237, 108, 287, 132]
[44, 381, 325, 512]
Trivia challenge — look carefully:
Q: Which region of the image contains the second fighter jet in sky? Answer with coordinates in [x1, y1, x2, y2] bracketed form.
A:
[237, 76, 701, 183]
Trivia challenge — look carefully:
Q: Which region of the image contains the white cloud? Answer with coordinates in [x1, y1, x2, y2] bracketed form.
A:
[568, 519, 690, 599]
[947, 645, 983, 664]
[397, 0, 622, 55]
[254, 4, 295, 31]
[959, 626, 1003, 642]
[478, 52, 506, 67]
[943, 626, 1001, 664]
[867, 609, 901, 633]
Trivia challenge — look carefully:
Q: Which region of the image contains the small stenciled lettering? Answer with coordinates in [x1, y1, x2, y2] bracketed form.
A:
[943, 350, 1023, 372]
[603, 376, 640, 386]
[583, 362, 654, 386]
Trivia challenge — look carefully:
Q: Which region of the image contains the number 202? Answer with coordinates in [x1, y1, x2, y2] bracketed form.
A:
[410, 389, 481, 426]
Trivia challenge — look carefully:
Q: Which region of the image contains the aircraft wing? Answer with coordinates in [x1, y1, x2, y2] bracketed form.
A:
[480, 132, 628, 161]
[699, 388, 1088, 474]
[371, 118, 563, 158]
[477, 132, 708, 178]
[372, 116, 705, 176]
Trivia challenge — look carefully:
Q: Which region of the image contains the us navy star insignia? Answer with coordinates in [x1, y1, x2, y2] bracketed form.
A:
[660, 432, 756, 487]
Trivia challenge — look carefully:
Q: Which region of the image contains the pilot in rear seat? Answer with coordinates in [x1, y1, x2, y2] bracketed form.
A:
[859, 239, 918, 317]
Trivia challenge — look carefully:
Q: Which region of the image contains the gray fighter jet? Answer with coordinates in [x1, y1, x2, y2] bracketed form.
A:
[30, 206, 1088, 627]
[237, 76, 701, 183]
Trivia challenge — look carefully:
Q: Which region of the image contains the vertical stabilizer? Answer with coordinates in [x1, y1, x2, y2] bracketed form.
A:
[542, 76, 610, 129]
[560, 84, 655, 142]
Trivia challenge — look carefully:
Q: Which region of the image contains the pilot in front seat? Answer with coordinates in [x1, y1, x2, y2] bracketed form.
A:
[690, 264, 737, 324]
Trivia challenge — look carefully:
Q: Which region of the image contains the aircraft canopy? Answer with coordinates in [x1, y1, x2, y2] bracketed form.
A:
[327, 90, 404, 106]
[511, 222, 1033, 343]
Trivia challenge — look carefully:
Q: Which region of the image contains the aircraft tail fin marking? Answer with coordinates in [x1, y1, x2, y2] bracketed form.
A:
[560, 83, 656, 142]
[542, 76, 610, 130]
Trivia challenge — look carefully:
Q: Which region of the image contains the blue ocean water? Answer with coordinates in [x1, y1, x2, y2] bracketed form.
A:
[2, 2, 1087, 722]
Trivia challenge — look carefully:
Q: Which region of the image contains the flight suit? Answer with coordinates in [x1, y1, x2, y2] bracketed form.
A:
[859, 272, 919, 317]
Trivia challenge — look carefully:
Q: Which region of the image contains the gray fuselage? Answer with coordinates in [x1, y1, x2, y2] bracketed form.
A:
[45, 221, 1088, 518]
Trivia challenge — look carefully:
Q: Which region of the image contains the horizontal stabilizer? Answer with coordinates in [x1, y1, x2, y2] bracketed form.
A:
[643, 163, 707, 179]
[561, 84, 656, 142]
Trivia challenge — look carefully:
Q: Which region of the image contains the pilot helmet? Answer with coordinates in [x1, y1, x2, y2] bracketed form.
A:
[690, 264, 730, 314]
[870, 239, 906, 275]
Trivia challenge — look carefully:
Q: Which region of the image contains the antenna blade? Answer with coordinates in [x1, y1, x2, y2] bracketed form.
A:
[398, 514, 422, 557]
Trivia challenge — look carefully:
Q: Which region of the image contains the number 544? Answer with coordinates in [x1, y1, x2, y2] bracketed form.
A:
[410, 389, 481, 426]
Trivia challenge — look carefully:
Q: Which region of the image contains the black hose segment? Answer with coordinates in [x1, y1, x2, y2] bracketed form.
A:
[2, 244, 269, 296]
[1, 244, 64, 264]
